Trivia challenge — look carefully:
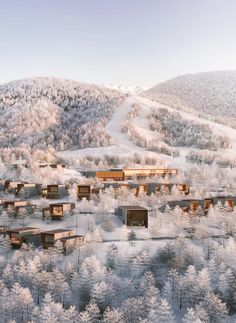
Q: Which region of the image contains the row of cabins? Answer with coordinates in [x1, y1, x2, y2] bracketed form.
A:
[78, 182, 190, 199]
[163, 196, 236, 214]
[0, 196, 148, 229]
[0, 226, 84, 254]
[0, 199, 149, 228]
[0, 180, 69, 199]
[0, 199, 75, 220]
[0, 168, 180, 199]
[1, 180, 189, 200]
[81, 168, 178, 181]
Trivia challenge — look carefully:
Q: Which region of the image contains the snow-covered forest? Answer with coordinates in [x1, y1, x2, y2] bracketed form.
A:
[150, 108, 230, 150]
[0, 217, 235, 323]
[1, 73, 236, 322]
[0, 78, 125, 151]
[145, 71, 236, 128]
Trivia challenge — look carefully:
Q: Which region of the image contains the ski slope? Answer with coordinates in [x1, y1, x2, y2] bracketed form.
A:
[58, 95, 236, 166]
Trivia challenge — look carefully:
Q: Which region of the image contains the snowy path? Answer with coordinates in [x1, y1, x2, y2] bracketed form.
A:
[58, 96, 169, 163]
[105, 97, 145, 150]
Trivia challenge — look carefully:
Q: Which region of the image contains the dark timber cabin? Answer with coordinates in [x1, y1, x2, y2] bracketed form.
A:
[42, 202, 75, 220]
[7, 227, 40, 248]
[40, 229, 75, 248]
[16, 183, 42, 198]
[77, 185, 102, 200]
[42, 184, 69, 199]
[116, 205, 148, 228]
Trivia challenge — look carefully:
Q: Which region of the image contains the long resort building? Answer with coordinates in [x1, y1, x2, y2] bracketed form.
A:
[81, 168, 178, 181]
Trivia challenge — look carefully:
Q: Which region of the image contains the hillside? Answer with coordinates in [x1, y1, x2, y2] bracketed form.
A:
[145, 71, 236, 127]
[1, 75, 236, 170]
[0, 77, 125, 150]
[59, 95, 236, 169]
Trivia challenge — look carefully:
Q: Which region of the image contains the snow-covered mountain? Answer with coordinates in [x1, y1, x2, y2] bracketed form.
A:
[145, 71, 236, 127]
[1, 74, 236, 169]
[0, 77, 125, 150]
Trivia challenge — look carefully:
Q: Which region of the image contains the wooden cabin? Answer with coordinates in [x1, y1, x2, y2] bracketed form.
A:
[146, 183, 190, 195]
[77, 185, 102, 200]
[3, 200, 36, 215]
[103, 182, 130, 197]
[60, 235, 85, 254]
[42, 202, 75, 220]
[163, 196, 236, 214]
[123, 168, 178, 180]
[4, 180, 25, 194]
[40, 229, 75, 248]
[42, 184, 69, 199]
[212, 196, 236, 210]
[129, 183, 147, 196]
[77, 185, 91, 199]
[115, 205, 148, 228]
[165, 199, 204, 213]
[7, 227, 40, 248]
[16, 183, 42, 198]
[0, 226, 10, 234]
[0, 180, 5, 191]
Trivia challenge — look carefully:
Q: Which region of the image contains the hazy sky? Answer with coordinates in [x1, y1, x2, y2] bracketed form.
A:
[1, 0, 236, 86]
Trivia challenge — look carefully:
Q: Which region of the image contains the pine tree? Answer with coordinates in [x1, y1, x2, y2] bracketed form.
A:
[201, 292, 228, 322]
[0, 234, 11, 254]
[106, 243, 118, 270]
[91, 281, 114, 312]
[103, 307, 124, 323]
[82, 300, 100, 322]
[155, 299, 175, 323]
[183, 308, 204, 323]
[122, 297, 145, 323]
[128, 230, 137, 246]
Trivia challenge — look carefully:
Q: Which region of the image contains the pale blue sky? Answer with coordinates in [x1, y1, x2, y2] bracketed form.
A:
[0, 0, 236, 86]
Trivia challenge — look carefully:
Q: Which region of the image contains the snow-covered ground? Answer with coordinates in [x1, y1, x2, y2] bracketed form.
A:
[58, 94, 236, 167]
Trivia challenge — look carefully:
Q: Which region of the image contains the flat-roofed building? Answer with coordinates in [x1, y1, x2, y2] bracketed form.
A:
[123, 168, 178, 180]
[4, 180, 25, 194]
[42, 202, 75, 220]
[77, 184, 103, 200]
[43, 184, 69, 199]
[115, 205, 148, 228]
[146, 183, 190, 195]
[16, 183, 42, 198]
[81, 169, 124, 181]
[60, 235, 85, 254]
[0, 226, 10, 234]
[40, 229, 75, 248]
[77, 185, 91, 199]
[81, 168, 178, 181]
[0, 180, 5, 191]
[212, 196, 236, 210]
[165, 196, 236, 214]
[164, 199, 205, 213]
[3, 200, 36, 215]
[7, 227, 40, 248]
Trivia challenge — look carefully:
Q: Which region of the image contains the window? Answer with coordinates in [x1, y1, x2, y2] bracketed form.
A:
[79, 187, 90, 193]
[45, 235, 54, 243]
[53, 206, 63, 215]
[11, 233, 19, 241]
